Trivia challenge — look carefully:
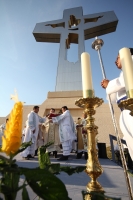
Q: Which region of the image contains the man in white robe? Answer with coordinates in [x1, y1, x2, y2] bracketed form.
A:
[50, 106, 77, 161]
[21, 106, 46, 159]
[101, 48, 133, 161]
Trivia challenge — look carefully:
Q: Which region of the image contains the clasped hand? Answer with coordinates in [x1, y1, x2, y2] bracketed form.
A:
[101, 79, 110, 89]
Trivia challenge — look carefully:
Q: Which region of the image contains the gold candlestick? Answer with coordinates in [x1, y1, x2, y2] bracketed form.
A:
[75, 97, 104, 199]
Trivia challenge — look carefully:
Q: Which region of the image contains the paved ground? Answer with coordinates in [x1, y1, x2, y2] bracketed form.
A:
[1, 152, 133, 200]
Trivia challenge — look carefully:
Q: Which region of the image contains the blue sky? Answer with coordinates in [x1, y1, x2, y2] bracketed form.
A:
[0, 0, 133, 117]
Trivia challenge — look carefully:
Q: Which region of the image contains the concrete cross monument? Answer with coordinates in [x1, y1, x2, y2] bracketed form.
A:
[33, 7, 118, 91]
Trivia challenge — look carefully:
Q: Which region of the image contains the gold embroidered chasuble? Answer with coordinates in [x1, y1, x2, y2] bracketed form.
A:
[42, 120, 60, 152]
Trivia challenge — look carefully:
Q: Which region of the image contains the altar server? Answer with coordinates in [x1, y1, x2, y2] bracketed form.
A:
[101, 48, 133, 160]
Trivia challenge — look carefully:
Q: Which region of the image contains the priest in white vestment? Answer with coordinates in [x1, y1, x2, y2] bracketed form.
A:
[50, 106, 77, 161]
[21, 106, 46, 159]
[101, 48, 133, 161]
[42, 108, 60, 158]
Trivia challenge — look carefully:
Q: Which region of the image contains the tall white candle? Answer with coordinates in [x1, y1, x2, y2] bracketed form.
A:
[81, 52, 94, 98]
[119, 48, 133, 98]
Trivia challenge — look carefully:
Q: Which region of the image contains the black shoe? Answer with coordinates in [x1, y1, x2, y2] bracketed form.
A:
[57, 155, 68, 161]
[27, 154, 35, 159]
[35, 149, 38, 156]
[53, 151, 57, 158]
[48, 152, 51, 156]
[84, 152, 88, 160]
[76, 152, 83, 159]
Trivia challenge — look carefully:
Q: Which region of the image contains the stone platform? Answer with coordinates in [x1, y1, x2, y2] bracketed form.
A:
[0, 153, 132, 200]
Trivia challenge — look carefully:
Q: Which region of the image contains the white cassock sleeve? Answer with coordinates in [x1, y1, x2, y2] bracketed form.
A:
[106, 72, 125, 103]
[52, 111, 69, 123]
[39, 116, 46, 124]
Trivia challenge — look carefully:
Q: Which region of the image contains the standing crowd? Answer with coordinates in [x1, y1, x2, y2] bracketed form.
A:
[0, 105, 89, 161]
[20, 105, 88, 161]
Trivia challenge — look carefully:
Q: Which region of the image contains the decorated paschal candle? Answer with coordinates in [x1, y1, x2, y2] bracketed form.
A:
[119, 48, 133, 98]
[81, 52, 94, 98]
[2, 92, 23, 155]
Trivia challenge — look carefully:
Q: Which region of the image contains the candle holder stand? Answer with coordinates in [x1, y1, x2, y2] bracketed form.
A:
[118, 98, 133, 116]
[75, 96, 104, 199]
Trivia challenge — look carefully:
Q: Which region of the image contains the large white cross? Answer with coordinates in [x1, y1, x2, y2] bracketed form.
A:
[33, 7, 118, 91]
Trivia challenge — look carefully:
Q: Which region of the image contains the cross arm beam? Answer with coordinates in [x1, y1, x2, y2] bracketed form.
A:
[33, 19, 64, 43]
[84, 11, 118, 40]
